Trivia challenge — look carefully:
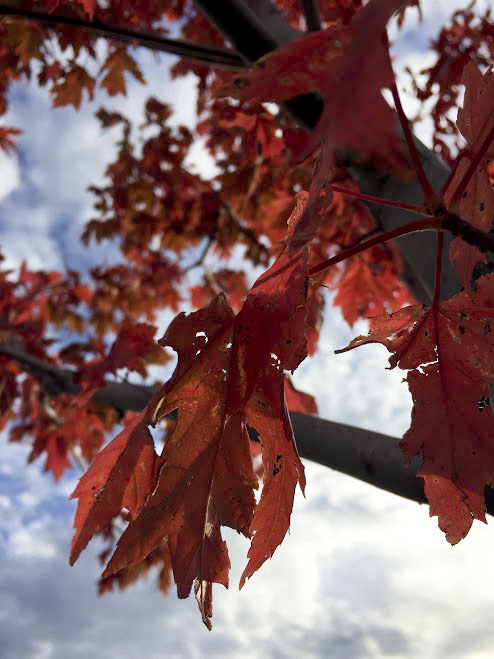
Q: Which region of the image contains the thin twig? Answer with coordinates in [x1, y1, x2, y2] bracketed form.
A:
[439, 150, 473, 199]
[183, 237, 214, 272]
[390, 81, 436, 204]
[240, 153, 264, 215]
[336, 226, 381, 250]
[70, 447, 87, 472]
[221, 201, 270, 259]
[0, 5, 246, 69]
[309, 216, 440, 277]
[330, 183, 426, 214]
[448, 122, 494, 207]
[204, 267, 224, 295]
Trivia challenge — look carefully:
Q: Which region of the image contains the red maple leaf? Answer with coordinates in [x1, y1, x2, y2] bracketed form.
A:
[48, 1, 97, 20]
[51, 65, 95, 110]
[333, 247, 413, 327]
[338, 274, 494, 543]
[284, 376, 318, 415]
[220, 0, 410, 172]
[71, 195, 314, 628]
[99, 50, 145, 96]
[78, 0, 96, 19]
[0, 126, 22, 153]
[30, 431, 72, 481]
[79, 322, 164, 399]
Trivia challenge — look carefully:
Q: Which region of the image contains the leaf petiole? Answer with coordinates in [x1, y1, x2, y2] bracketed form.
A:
[330, 184, 426, 214]
[309, 216, 439, 277]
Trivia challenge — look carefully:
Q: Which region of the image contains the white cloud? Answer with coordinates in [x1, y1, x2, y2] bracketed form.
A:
[0, 153, 20, 201]
[0, 494, 12, 510]
[9, 519, 58, 559]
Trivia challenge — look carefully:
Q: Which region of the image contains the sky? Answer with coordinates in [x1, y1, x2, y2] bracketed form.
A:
[2, 2, 494, 658]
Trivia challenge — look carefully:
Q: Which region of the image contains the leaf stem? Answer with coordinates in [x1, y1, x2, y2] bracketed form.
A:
[330, 184, 425, 214]
[432, 232, 444, 313]
[390, 81, 436, 204]
[309, 216, 439, 277]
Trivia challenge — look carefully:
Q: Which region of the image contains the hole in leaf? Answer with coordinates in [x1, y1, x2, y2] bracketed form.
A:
[234, 78, 248, 89]
[478, 396, 490, 412]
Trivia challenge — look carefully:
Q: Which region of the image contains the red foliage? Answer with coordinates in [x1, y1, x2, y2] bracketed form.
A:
[72, 192, 314, 627]
[1, 0, 494, 630]
[284, 377, 318, 415]
[338, 275, 494, 544]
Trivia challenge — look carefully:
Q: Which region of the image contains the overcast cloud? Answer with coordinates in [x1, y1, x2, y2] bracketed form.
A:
[2, 3, 494, 658]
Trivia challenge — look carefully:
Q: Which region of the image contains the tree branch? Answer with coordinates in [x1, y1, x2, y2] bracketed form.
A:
[0, 345, 424, 501]
[301, 0, 322, 32]
[195, 0, 301, 60]
[0, 5, 246, 69]
[3, 1, 484, 524]
[4, 344, 494, 516]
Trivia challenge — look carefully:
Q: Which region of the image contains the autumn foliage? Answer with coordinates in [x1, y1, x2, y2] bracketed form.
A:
[1, 0, 494, 629]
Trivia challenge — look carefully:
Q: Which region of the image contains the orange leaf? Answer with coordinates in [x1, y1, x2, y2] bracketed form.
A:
[284, 376, 318, 415]
[99, 51, 145, 97]
[51, 66, 95, 110]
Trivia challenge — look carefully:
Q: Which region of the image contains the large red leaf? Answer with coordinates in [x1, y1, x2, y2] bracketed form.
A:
[102, 296, 255, 629]
[338, 275, 494, 543]
[220, 27, 352, 102]
[299, 0, 409, 172]
[72, 196, 312, 628]
[39, 432, 72, 481]
[220, 0, 410, 172]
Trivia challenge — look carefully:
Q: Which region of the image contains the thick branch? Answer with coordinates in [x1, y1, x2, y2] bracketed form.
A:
[0, 345, 424, 501]
[301, 0, 322, 32]
[0, 5, 246, 69]
[194, 0, 301, 60]
[4, 344, 494, 516]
